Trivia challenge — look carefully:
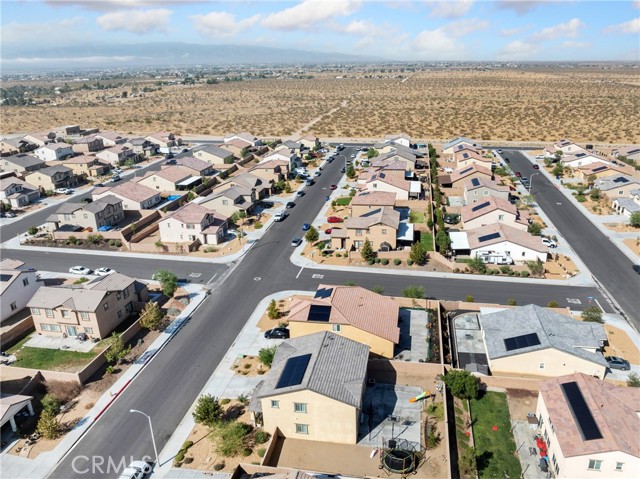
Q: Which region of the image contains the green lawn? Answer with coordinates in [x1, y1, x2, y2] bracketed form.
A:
[409, 211, 425, 223]
[470, 392, 522, 479]
[420, 231, 434, 251]
[11, 346, 97, 372]
[335, 197, 352, 206]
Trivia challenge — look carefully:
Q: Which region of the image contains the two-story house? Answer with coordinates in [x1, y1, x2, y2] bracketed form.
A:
[145, 132, 180, 149]
[223, 132, 261, 147]
[137, 167, 199, 192]
[363, 172, 413, 200]
[331, 206, 401, 252]
[194, 145, 237, 166]
[463, 177, 510, 204]
[96, 145, 138, 166]
[439, 164, 494, 188]
[28, 272, 148, 340]
[226, 172, 270, 199]
[25, 165, 78, 192]
[48, 195, 124, 231]
[1, 259, 41, 324]
[72, 135, 105, 154]
[0, 177, 40, 208]
[94, 131, 128, 147]
[442, 137, 483, 156]
[460, 195, 528, 231]
[263, 147, 300, 173]
[350, 191, 396, 217]
[249, 159, 289, 184]
[58, 155, 111, 179]
[125, 138, 158, 157]
[1, 154, 47, 177]
[158, 203, 228, 246]
[174, 157, 216, 177]
[0, 136, 38, 156]
[33, 142, 74, 162]
[197, 184, 257, 218]
[92, 183, 161, 210]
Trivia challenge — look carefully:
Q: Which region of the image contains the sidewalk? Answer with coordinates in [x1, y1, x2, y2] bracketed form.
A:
[0, 282, 210, 479]
[154, 290, 312, 479]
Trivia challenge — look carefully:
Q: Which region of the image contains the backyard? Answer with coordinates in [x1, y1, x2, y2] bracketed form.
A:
[7, 337, 99, 372]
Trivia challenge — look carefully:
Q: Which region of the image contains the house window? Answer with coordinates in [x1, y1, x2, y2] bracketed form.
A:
[83, 214, 88, 219]
[615, 462, 624, 471]
[116, 292, 121, 301]
[22, 278, 29, 286]
[332, 324, 342, 332]
[539, 362, 545, 369]
[80, 311, 90, 321]
[293, 403, 308, 413]
[104, 303, 109, 311]
[123, 288, 130, 299]
[84, 327, 93, 334]
[373, 183, 377, 188]
[498, 214, 505, 221]
[587, 460, 602, 471]
[381, 229, 387, 235]
[270, 400, 279, 409]
[62, 310, 70, 318]
[41, 323, 62, 332]
[356, 229, 363, 236]
[186, 224, 195, 229]
[45, 308, 54, 318]
[32, 308, 41, 315]
[295, 424, 309, 434]
[125, 302, 133, 313]
[222, 200, 228, 205]
[117, 311, 122, 319]
[10, 302, 17, 311]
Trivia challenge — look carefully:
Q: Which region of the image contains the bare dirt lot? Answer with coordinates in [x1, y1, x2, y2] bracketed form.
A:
[3, 69, 639, 144]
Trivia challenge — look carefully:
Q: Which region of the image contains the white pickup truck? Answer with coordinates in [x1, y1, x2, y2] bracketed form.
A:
[274, 211, 286, 222]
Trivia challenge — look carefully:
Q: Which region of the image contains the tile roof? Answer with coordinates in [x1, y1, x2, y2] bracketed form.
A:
[464, 176, 510, 192]
[460, 195, 517, 223]
[95, 131, 127, 142]
[455, 149, 492, 164]
[163, 202, 215, 224]
[480, 304, 607, 366]
[250, 159, 289, 170]
[0, 177, 38, 193]
[594, 174, 640, 191]
[351, 191, 397, 206]
[450, 164, 493, 183]
[197, 145, 234, 159]
[141, 166, 193, 183]
[40, 142, 72, 151]
[92, 182, 159, 204]
[252, 331, 369, 408]
[288, 285, 400, 344]
[175, 157, 212, 172]
[367, 172, 410, 191]
[443, 137, 481, 151]
[27, 165, 72, 177]
[466, 223, 548, 252]
[229, 172, 264, 189]
[344, 206, 400, 230]
[225, 138, 253, 148]
[540, 373, 640, 459]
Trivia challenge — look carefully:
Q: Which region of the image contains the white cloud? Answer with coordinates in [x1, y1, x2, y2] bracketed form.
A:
[531, 18, 583, 40]
[261, 0, 361, 31]
[500, 26, 527, 36]
[604, 18, 640, 34]
[445, 18, 489, 37]
[494, 1, 553, 15]
[497, 40, 540, 60]
[429, 0, 475, 19]
[0, 17, 88, 49]
[97, 8, 172, 33]
[46, 0, 202, 10]
[190, 12, 261, 38]
[330, 19, 374, 35]
[412, 28, 460, 55]
[562, 40, 590, 48]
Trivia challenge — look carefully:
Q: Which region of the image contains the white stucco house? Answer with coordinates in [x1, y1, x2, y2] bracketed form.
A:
[34, 142, 74, 162]
[0, 259, 41, 324]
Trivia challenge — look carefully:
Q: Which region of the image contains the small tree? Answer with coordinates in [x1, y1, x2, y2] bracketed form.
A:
[346, 164, 356, 179]
[366, 148, 379, 159]
[589, 188, 601, 201]
[527, 222, 542, 236]
[267, 299, 279, 320]
[627, 372, 640, 388]
[409, 242, 427, 265]
[402, 285, 424, 299]
[548, 301, 559, 308]
[139, 301, 163, 330]
[360, 238, 375, 262]
[527, 259, 545, 277]
[465, 295, 474, 302]
[284, 182, 292, 193]
[153, 269, 178, 297]
[304, 226, 319, 243]
[629, 211, 640, 228]
[258, 346, 277, 367]
[37, 410, 61, 440]
[28, 226, 39, 235]
[581, 305, 603, 323]
[104, 332, 131, 365]
[41, 394, 60, 415]
[552, 163, 564, 177]
[443, 370, 480, 400]
[192, 394, 223, 427]
[467, 257, 486, 273]
[435, 231, 450, 253]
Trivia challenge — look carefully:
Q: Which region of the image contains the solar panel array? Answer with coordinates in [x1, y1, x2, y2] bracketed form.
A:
[560, 381, 603, 441]
[592, 166, 607, 173]
[314, 287, 333, 299]
[478, 232, 501, 243]
[613, 177, 629, 183]
[276, 353, 312, 389]
[308, 305, 332, 322]
[471, 201, 490, 212]
[471, 178, 480, 187]
[503, 332, 541, 351]
[460, 167, 473, 174]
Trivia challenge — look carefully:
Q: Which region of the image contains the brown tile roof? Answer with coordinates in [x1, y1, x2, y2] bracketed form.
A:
[464, 177, 510, 192]
[454, 149, 492, 164]
[330, 227, 349, 238]
[141, 166, 193, 183]
[225, 138, 252, 149]
[450, 164, 493, 183]
[540, 373, 640, 459]
[175, 156, 212, 172]
[460, 195, 518, 223]
[250, 159, 289, 170]
[92, 182, 159, 204]
[59, 155, 99, 165]
[163, 203, 212, 224]
[351, 191, 397, 206]
[366, 172, 410, 191]
[288, 285, 400, 343]
[344, 206, 400, 230]
[466, 223, 547, 252]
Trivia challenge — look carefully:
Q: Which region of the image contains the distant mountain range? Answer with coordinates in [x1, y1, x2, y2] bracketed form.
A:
[2, 42, 383, 71]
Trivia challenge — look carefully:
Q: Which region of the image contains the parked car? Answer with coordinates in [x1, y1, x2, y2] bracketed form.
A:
[325, 196, 330, 202]
[327, 216, 343, 223]
[302, 223, 310, 231]
[259, 200, 274, 208]
[113, 168, 123, 174]
[94, 183, 105, 187]
[542, 238, 557, 248]
[55, 188, 73, 195]
[81, 197, 93, 203]
[296, 191, 305, 197]
[286, 202, 295, 209]
[515, 171, 522, 177]
[110, 175, 121, 182]
[291, 237, 302, 247]
[497, 149, 503, 154]
[340, 167, 346, 173]
[69, 266, 92, 275]
[314, 171, 321, 177]
[118, 461, 153, 479]
[165, 152, 174, 160]
[536, 154, 544, 160]
[274, 212, 285, 222]
[264, 328, 290, 339]
[325, 228, 332, 234]
[305, 179, 314, 186]
[533, 164, 540, 169]
[94, 267, 115, 276]
[504, 157, 510, 163]
[633, 265, 640, 274]
[2, 211, 17, 218]
[165, 159, 177, 165]
[605, 356, 630, 371]
[330, 185, 338, 190]
[444, 214, 460, 225]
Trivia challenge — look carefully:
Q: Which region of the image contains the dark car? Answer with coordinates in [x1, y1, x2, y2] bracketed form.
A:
[264, 328, 290, 339]
[444, 214, 460, 225]
[533, 164, 540, 169]
[515, 171, 522, 177]
[504, 157, 510, 163]
[330, 185, 338, 190]
[296, 191, 305, 197]
[634, 265, 640, 274]
[302, 223, 310, 231]
[81, 197, 93, 203]
[165, 159, 177, 165]
[340, 167, 346, 173]
[605, 356, 630, 371]
[165, 152, 174, 160]
[286, 202, 295, 209]
[325, 228, 332, 234]
[260, 201, 274, 208]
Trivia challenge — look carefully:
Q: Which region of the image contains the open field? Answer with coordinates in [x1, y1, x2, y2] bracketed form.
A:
[3, 69, 639, 144]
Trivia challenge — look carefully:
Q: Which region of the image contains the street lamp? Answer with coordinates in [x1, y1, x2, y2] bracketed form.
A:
[528, 173, 540, 195]
[130, 409, 159, 468]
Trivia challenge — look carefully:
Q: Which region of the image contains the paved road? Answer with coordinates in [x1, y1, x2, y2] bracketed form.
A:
[47, 147, 610, 478]
[504, 149, 640, 327]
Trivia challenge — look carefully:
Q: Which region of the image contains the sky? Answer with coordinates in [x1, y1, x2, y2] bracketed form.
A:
[1, 0, 639, 63]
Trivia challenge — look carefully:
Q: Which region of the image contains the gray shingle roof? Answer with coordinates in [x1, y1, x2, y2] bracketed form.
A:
[1, 154, 44, 169]
[198, 145, 234, 159]
[252, 331, 369, 409]
[480, 305, 607, 366]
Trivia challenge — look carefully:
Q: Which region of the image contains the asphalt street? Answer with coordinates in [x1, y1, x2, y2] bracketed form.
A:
[504, 149, 640, 327]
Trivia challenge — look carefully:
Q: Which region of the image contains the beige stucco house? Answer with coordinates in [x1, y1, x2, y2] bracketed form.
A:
[287, 285, 400, 358]
[363, 173, 411, 200]
[1, 259, 41, 324]
[441, 164, 493, 188]
[463, 177, 510, 204]
[58, 155, 111, 178]
[249, 331, 369, 444]
[174, 157, 216, 176]
[48, 195, 124, 231]
[331, 207, 400, 252]
[137, 166, 198, 192]
[0, 177, 40, 209]
[72, 135, 104, 154]
[479, 305, 608, 378]
[145, 132, 180, 149]
[223, 132, 261, 147]
[536, 373, 640, 478]
[442, 137, 482, 156]
[460, 195, 528, 231]
[249, 159, 289, 184]
[95, 145, 138, 166]
[194, 145, 237, 165]
[350, 191, 396, 217]
[94, 131, 128, 147]
[198, 184, 256, 218]
[1, 154, 47, 177]
[0, 136, 38, 156]
[453, 148, 494, 170]
[92, 183, 162, 210]
[543, 139, 586, 158]
[28, 273, 148, 340]
[594, 174, 640, 200]
[24, 165, 78, 192]
[158, 203, 228, 246]
[226, 172, 270, 199]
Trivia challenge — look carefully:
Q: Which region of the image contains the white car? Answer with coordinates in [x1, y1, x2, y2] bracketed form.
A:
[55, 188, 73, 195]
[314, 171, 321, 177]
[118, 461, 152, 479]
[94, 267, 115, 276]
[536, 154, 544, 160]
[69, 266, 92, 275]
[542, 238, 557, 248]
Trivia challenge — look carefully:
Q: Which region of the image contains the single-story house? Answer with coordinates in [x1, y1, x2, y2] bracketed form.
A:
[364, 172, 413, 200]
[223, 132, 261, 147]
[612, 189, 640, 217]
[594, 174, 640, 199]
[454, 149, 494, 170]
[197, 184, 257, 218]
[145, 132, 180, 149]
[442, 137, 482, 156]
[175, 157, 216, 176]
[440, 164, 493, 188]
[543, 139, 586, 158]
[561, 152, 609, 169]
[612, 145, 640, 162]
[465, 223, 548, 262]
[137, 166, 200, 192]
[464, 176, 510, 204]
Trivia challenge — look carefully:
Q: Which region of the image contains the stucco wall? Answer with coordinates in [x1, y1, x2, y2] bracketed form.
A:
[490, 348, 606, 379]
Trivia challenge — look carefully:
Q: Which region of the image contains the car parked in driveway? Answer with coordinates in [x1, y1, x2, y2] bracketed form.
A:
[55, 188, 73, 195]
[302, 223, 310, 231]
[264, 328, 290, 339]
[327, 216, 343, 223]
[325, 228, 332, 234]
[291, 237, 302, 247]
[605, 356, 630, 371]
[542, 238, 557, 248]
[69, 266, 92, 275]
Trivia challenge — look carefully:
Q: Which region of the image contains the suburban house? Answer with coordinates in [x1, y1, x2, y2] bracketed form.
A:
[561, 152, 609, 169]
[145, 132, 180, 149]
[297, 135, 318, 150]
[536, 373, 640, 478]
[159, 203, 228, 247]
[369, 158, 412, 178]
[287, 285, 400, 358]
[249, 331, 369, 444]
[612, 189, 640, 218]
[454, 223, 548, 262]
[23, 131, 57, 147]
[453, 149, 494, 170]
[331, 206, 401, 252]
[612, 145, 640, 162]
[0, 177, 40, 208]
[440, 164, 493, 188]
[217, 142, 244, 157]
[126, 138, 158, 157]
[382, 146, 418, 171]
[1, 154, 47, 177]
[384, 133, 411, 148]
[33, 142, 74, 162]
[463, 177, 510, 204]
[96, 145, 138, 166]
[479, 305, 608, 378]
[575, 162, 625, 181]
[226, 172, 270, 199]
[194, 145, 237, 165]
[72, 135, 104, 154]
[223, 132, 261, 147]
[137, 167, 199, 192]
[249, 159, 289, 184]
[197, 184, 256, 218]
[175, 157, 216, 176]
[543, 139, 585, 158]
[0, 259, 41, 324]
[460, 196, 528, 231]
[92, 183, 161, 210]
[364, 172, 413, 200]
[47, 195, 124, 231]
[594, 174, 640, 199]
[28, 273, 149, 340]
[24, 165, 78, 192]
[281, 140, 302, 152]
[442, 137, 483, 156]
[94, 131, 128, 147]
[58, 155, 111, 178]
[263, 147, 300, 172]
[350, 191, 396, 216]
[0, 136, 38, 155]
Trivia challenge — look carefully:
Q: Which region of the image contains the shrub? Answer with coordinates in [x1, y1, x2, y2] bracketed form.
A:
[73, 277, 89, 285]
[547, 301, 559, 308]
[41, 394, 60, 415]
[254, 221, 263, 229]
[527, 222, 542, 235]
[257, 447, 267, 457]
[109, 239, 122, 247]
[192, 394, 223, 427]
[507, 298, 517, 306]
[216, 422, 250, 457]
[507, 270, 515, 276]
[380, 258, 389, 265]
[242, 448, 252, 457]
[627, 372, 640, 388]
[37, 410, 61, 440]
[459, 447, 477, 476]
[582, 306, 603, 323]
[407, 259, 414, 266]
[499, 265, 511, 274]
[267, 299, 280, 319]
[393, 258, 401, 266]
[139, 301, 163, 330]
[465, 295, 474, 302]
[87, 234, 104, 244]
[220, 398, 231, 405]
[403, 285, 425, 299]
[153, 269, 178, 297]
[204, 246, 218, 253]
[443, 370, 480, 400]
[304, 226, 318, 243]
[28, 226, 38, 235]
[374, 257, 381, 264]
[520, 270, 530, 277]
[367, 259, 374, 265]
[258, 346, 277, 367]
[409, 242, 427, 265]
[360, 238, 375, 262]
[255, 430, 269, 444]
[68, 235, 78, 245]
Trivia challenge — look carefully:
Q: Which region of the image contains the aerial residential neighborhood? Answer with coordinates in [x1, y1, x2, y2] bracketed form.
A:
[1, 2, 639, 479]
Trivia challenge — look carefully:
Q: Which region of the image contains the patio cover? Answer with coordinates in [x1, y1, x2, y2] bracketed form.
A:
[176, 176, 200, 187]
[450, 231, 469, 250]
[396, 222, 414, 242]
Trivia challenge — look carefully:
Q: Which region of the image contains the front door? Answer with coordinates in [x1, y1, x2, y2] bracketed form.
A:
[66, 326, 78, 337]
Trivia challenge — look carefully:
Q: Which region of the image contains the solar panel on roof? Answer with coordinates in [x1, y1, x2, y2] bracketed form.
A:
[478, 232, 501, 243]
[560, 381, 603, 441]
[471, 178, 480, 187]
[460, 167, 472, 174]
[463, 153, 469, 159]
[308, 305, 332, 322]
[576, 153, 585, 157]
[471, 201, 490, 212]
[613, 177, 629, 183]
[314, 287, 333, 299]
[276, 354, 311, 389]
[503, 333, 541, 351]
[592, 166, 607, 172]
